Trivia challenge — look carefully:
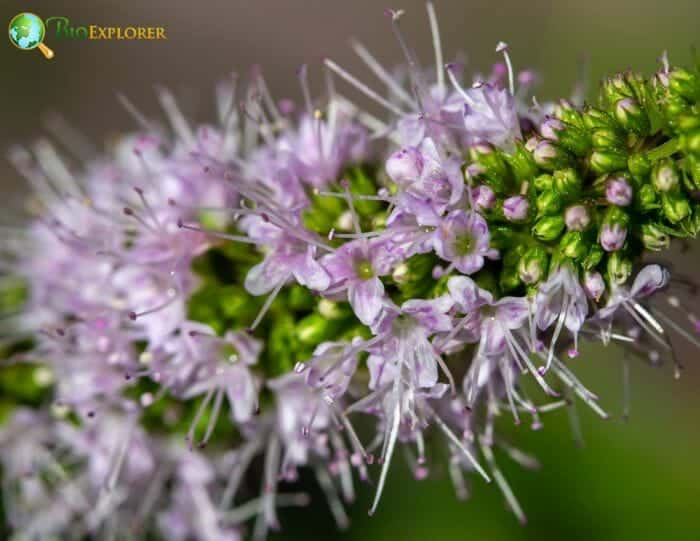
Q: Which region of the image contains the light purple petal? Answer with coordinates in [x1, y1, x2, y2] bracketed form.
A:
[630, 264, 668, 298]
[349, 277, 385, 326]
[292, 249, 331, 291]
[244, 257, 290, 295]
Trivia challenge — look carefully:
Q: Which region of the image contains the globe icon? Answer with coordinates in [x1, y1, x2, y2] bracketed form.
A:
[8, 12, 53, 58]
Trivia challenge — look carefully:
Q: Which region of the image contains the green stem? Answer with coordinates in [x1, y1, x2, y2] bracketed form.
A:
[647, 138, 679, 162]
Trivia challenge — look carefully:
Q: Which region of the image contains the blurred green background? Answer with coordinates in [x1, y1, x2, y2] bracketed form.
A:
[2, 1, 699, 539]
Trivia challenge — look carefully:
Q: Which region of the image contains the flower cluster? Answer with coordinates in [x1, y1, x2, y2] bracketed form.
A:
[1, 4, 700, 539]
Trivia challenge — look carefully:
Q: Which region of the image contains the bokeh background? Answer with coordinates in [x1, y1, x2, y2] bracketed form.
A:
[2, 1, 699, 539]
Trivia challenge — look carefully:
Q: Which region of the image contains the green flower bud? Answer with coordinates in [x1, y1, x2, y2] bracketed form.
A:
[589, 150, 628, 175]
[296, 313, 338, 346]
[499, 265, 522, 293]
[583, 107, 619, 131]
[602, 73, 635, 103]
[641, 223, 671, 251]
[603, 205, 631, 227]
[518, 246, 549, 285]
[680, 129, 700, 157]
[536, 189, 562, 216]
[669, 68, 700, 102]
[651, 158, 680, 192]
[607, 252, 633, 286]
[540, 117, 591, 157]
[591, 128, 625, 152]
[533, 140, 572, 171]
[661, 94, 691, 123]
[503, 141, 539, 181]
[560, 231, 589, 259]
[532, 215, 566, 241]
[553, 168, 583, 201]
[533, 173, 553, 192]
[582, 244, 604, 270]
[661, 192, 691, 223]
[614, 98, 650, 136]
[676, 113, 700, 133]
[686, 154, 700, 190]
[554, 99, 585, 129]
[628, 152, 651, 180]
[638, 184, 660, 211]
[469, 143, 510, 186]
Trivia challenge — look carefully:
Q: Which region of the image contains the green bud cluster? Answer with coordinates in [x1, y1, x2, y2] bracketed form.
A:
[464, 63, 700, 290]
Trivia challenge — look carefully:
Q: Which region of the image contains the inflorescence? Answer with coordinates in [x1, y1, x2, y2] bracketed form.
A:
[1, 3, 700, 539]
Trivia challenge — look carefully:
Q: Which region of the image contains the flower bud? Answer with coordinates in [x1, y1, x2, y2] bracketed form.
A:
[583, 271, 606, 301]
[680, 129, 700, 157]
[532, 215, 565, 241]
[503, 141, 539, 181]
[600, 207, 629, 252]
[533, 174, 553, 192]
[602, 73, 635, 103]
[638, 184, 659, 211]
[589, 150, 628, 175]
[614, 98, 650, 135]
[536, 189, 562, 216]
[628, 152, 651, 180]
[297, 313, 340, 345]
[540, 117, 591, 157]
[669, 68, 700, 102]
[499, 265, 522, 293]
[591, 128, 625, 152]
[605, 175, 633, 206]
[560, 231, 589, 259]
[677, 113, 700, 133]
[386, 146, 424, 186]
[503, 195, 530, 222]
[599, 223, 627, 252]
[468, 143, 509, 187]
[583, 107, 618, 131]
[553, 168, 583, 201]
[661, 192, 691, 223]
[518, 246, 549, 285]
[533, 140, 572, 171]
[641, 223, 670, 251]
[687, 154, 700, 191]
[607, 252, 633, 286]
[554, 99, 585, 128]
[582, 244, 604, 270]
[661, 94, 691, 123]
[565, 204, 591, 231]
[472, 185, 496, 210]
[651, 159, 680, 192]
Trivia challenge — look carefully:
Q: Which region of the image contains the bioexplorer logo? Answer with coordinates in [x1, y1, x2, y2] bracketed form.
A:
[8, 12, 167, 60]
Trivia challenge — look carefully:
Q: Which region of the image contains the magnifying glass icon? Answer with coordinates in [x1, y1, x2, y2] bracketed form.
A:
[8, 12, 55, 59]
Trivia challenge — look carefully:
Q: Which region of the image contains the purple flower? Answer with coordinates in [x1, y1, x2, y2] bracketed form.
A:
[600, 223, 627, 252]
[503, 195, 529, 221]
[584, 271, 606, 302]
[322, 239, 395, 326]
[535, 265, 588, 361]
[606, 176, 633, 206]
[460, 83, 522, 151]
[472, 184, 496, 211]
[597, 264, 669, 320]
[392, 138, 464, 221]
[447, 276, 529, 356]
[385, 146, 424, 186]
[182, 329, 261, 425]
[565, 204, 590, 231]
[242, 216, 331, 295]
[434, 210, 498, 274]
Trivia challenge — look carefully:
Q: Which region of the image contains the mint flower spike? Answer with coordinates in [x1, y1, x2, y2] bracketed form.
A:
[2, 3, 700, 539]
